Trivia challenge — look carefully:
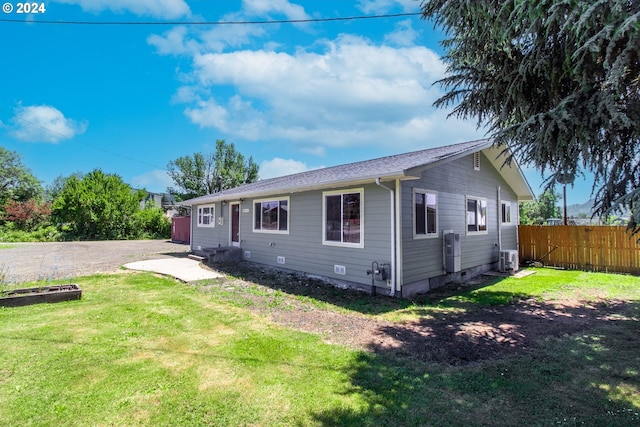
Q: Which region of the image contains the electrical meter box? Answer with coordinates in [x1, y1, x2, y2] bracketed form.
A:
[444, 232, 461, 273]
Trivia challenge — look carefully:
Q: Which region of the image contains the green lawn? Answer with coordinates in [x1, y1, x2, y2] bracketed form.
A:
[1, 269, 639, 426]
[438, 268, 640, 306]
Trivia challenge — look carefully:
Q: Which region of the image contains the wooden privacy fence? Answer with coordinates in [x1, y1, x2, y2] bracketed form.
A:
[518, 225, 640, 275]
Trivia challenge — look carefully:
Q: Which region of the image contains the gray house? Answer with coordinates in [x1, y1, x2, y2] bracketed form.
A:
[183, 139, 534, 297]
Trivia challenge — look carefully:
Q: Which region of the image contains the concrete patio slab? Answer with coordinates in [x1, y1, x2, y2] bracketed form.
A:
[123, 258, 223, 282]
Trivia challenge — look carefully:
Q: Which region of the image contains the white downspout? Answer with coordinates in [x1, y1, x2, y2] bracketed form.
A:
[189, 205, 194, 251]
[497, 186, 502, 253]
[375, 178, 396, 297]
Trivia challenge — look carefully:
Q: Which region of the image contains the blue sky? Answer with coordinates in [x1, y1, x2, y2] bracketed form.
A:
[0, 0, 593, 205]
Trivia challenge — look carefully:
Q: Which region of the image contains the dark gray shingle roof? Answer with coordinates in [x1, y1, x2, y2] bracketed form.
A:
[184, 139, 493, 205]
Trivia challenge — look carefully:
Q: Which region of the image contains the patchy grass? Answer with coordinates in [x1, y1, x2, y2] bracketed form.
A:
[0, 273, 368, 426]
[432, 268, 640, 307]
[0, 268, 639, 426]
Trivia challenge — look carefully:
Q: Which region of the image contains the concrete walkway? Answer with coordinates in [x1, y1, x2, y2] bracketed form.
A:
[123, 258, 223, 282]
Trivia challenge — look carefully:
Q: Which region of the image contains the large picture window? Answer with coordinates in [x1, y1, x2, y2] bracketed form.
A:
[323, 189, 363, 247]
[414, 189, 437, 238]
[467, 197, 487, 233]
[197, 204, 215, 228]
[253, 198, 289, 233]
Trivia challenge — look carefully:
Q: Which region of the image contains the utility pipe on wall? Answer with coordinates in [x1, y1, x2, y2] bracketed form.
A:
[497, 186, 502, 254]
[375, 178, 396, 297]
[190, 205, 194, 251]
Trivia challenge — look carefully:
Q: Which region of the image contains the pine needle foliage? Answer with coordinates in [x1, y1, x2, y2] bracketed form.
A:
[421, 0, 640, 232]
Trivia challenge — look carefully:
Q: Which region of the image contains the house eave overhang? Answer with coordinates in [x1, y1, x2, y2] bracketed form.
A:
[404, 142, 535, 202]
[483, 145, 535, 201]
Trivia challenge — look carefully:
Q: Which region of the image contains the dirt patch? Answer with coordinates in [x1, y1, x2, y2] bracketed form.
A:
[201, 262, 636, 365]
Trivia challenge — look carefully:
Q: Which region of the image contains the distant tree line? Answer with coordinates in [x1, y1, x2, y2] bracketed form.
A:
[519, 190, 562, 225]
[0, 147, 170, 242]
[0, 140, 259, 242]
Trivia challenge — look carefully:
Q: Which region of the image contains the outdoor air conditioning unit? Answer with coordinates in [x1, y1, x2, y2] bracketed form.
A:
[500, 250, 519, 273]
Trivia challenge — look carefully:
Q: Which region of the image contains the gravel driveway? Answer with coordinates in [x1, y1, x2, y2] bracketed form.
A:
[0, 240, 190, 283]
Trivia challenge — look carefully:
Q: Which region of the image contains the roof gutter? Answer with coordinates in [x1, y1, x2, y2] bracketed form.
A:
[375, 177, 396, 297]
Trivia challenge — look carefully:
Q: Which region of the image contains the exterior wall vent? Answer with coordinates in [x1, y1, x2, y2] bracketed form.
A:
[473, 152, 481, 171]
[244, 251, 251, 259]
[334, 265, 346, 275]
[277, 256, 286, 265]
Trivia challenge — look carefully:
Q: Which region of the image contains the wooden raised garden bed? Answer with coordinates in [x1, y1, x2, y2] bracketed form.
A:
[0, 284, 82, 308]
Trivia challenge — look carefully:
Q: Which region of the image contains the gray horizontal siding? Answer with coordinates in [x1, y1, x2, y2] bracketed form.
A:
[192, 183, 392, 286]
[190, 204, 229, 251]
[400, 151, 519, 285]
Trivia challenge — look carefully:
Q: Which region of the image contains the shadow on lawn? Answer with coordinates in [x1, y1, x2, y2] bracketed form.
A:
[312, 300, 640, 426]
[209, 261, 506, 315]
[368, 297, 639, 364]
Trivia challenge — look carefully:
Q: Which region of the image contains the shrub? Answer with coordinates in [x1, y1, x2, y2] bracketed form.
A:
[133, 204, 171, 239]
[0, 222, 61, 242]
[3, 199, 51, 230]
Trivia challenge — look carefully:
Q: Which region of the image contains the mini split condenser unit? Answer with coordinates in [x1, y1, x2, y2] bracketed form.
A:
[500, 250, 519, 272]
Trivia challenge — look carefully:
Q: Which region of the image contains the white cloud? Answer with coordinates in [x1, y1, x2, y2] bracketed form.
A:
[147, 0, 309, 56]
[149, 2, 483, 161]
[259, 158, 322, 179]
[356, 0, 419, 14]
[184, 98, 230, 131]
[148, 12, 268, 55]
[384, 19, 420, 46]
[9, 104, 87, 143]
[131, 169, 174, 192]
[242, 0, 310, 20]
[147, 26, 199, 55]
[53, 0, 190, 19]
[177, 34, 474, 152]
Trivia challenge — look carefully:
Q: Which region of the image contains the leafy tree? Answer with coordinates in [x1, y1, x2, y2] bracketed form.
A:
[45, 172, 84, 202]
[421, 0, 640, 232]
[519, 189, 561, 225]
[0, 146, 42, 207]
[52, 169, 145, 240]
[167, 140, 259, 201]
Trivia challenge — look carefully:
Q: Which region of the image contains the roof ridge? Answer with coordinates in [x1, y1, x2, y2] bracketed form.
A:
[185, 138, 493, 204]
[252, 137, 492, 184]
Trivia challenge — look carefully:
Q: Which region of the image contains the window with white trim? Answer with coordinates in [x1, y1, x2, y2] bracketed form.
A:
[501, 201, 512, 224]
[253, 198, 289, 233]
[197, 204, 215, 228]
[414, 189, 438, 238]
[466, 197, 487, 233]
[323, 189, 363, 247]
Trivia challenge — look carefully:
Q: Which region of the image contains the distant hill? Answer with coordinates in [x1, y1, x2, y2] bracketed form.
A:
[566, 199, 594, 218]
[565, 199, 631, 224]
